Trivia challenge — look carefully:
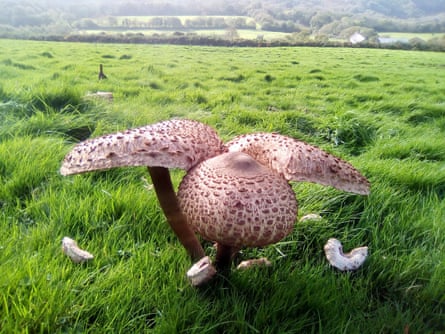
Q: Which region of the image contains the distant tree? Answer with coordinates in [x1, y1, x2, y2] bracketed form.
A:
[313, 34, 329, 44]
[226, 17, 248, 29]
[409, 37, 427, 50]
[319, 21, 340, 36]
[209, 17, 227, 29]
[310, 12, 334, 32]
[73, 19, 99, 29]
[147, 17, 163, 28]
[164, 17, 183, 29]
[225, 27, 239, 41]
[428, 35, 445, 51]
[184, 17, 208, 29]
[106, 16, 118, 27]
[289, 30, 311, 43]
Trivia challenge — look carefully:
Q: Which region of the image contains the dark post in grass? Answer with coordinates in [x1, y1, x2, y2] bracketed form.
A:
[98, 64, 107, 80]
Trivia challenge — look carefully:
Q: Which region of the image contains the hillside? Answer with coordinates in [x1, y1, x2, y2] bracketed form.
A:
[0, 0, 444, 48]
[27, 0, 445, 18]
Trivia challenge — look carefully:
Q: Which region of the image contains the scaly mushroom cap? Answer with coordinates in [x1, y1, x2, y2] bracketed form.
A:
[178, 151, 298, 248]
[60, 119, 225, 175]
[226, 133, 370, 195]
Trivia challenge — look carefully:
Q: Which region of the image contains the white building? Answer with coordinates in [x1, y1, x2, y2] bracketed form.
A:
[350, 32, 366, 44]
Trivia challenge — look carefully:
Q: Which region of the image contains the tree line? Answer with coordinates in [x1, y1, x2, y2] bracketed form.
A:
[0, 0, 444, 51]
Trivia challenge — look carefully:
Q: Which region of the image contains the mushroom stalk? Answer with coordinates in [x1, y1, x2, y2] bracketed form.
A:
[147, 166, 205, 261]
[215, 243, 235, 271]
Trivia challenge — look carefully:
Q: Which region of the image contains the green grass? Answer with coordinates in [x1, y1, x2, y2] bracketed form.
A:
[1, 38, 445, 333]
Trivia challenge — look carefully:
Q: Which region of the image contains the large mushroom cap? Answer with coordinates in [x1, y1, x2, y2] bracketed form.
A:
[178, 151, 298, 248]
[60, 119, 225, 175]
[227, 132, 370, 195]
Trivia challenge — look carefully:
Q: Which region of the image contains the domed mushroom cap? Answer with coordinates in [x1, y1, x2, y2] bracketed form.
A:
[60, 119, 225, 175]
[226, 133, 370, 195]
[178, 151, 298, 248]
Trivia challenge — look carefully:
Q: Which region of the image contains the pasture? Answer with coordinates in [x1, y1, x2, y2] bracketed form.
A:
[0, 39, 444, 333]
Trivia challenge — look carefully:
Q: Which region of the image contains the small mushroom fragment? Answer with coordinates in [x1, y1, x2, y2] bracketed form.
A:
[61, 119, 370, 284]
[237, 257, 272, 270]
[300, 213, 322, 222]
[324, 238, 368, 271]
[62, 237, 94, 263]
[186, 256, 217, 286]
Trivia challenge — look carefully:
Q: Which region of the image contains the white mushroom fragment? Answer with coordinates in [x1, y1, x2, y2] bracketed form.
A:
[62, 237, 94, 263]
[237, 257, 272, 270]
[61, 119, 370, 283]
[85, 91, 113, 102]
[300, 213, 322, 222]
[186, 256, 217, 286]
[324, 238, 368, 271]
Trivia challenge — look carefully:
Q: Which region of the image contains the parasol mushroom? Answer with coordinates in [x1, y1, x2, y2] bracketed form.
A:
[60, 119, 370, 285]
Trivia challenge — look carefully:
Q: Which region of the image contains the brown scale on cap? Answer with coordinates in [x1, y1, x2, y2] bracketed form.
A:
[60, 119, 370, 281]
[178, 152, 297, 248]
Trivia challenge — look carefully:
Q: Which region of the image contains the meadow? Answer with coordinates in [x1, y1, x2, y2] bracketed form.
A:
[0, 38, 444, 333]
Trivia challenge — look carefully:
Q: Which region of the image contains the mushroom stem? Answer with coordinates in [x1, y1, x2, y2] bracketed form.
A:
[215, 243, 234, 271]
[147, 166, 205, 261]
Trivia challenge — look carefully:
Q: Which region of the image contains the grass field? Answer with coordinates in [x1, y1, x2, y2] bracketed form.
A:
[0, 39, 444, 333]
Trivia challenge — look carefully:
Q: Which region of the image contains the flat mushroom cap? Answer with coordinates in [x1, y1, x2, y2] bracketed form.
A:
[60, 119, 225, 175]
[178, 151, 298, 248]
[226, 133, 370, 195]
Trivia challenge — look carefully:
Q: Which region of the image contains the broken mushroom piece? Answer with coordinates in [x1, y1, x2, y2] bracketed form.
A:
[60, 119, 370, 283]
[186, 256, 217, 286]
[237, 257, 272, 270]
[324, 238, 368, 271]
[62, 237, 94, 263]
[299, 213, 322, 222]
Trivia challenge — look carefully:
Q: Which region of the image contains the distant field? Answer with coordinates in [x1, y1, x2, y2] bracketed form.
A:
[0, 39, 444, 333]
[79, 28, 289, 40]
[380, 32, 445, 40]
[80, 14, 287, 41]
[80, 15, 445, 43]
[75, 26, 445, 44]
